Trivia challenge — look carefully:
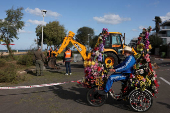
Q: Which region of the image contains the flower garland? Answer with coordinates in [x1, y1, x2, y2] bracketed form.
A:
[83, 27, 159, 95]
[83, 28, 109, 88]
[132, 26, 159, 95]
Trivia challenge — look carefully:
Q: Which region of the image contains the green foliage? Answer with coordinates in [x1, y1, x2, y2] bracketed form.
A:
[17, 50, 34, 66]
[154, 16, 162, 36]
[36, 21, 67, 47]
[0, 64, 16, 83]
[149, 35, 163, 48]
[0, 64, 27, 83]
[0, 59, 6, 67]
[76, 26, 94, 45]
[90, 35, 98, 48]
[0, 7, 25, 58]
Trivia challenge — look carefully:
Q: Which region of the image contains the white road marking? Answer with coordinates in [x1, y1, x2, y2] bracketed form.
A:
[159, 77, 170, 85]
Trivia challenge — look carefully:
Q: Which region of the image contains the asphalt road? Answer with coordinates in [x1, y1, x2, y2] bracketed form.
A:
[0, 59, 170, 113]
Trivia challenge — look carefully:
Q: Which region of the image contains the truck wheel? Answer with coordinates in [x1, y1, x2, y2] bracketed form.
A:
[105, 52, 118, 67]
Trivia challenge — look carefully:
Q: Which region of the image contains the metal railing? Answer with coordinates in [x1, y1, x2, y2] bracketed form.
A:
[161, 26, 170, 29]
[158, 34, 167, 37]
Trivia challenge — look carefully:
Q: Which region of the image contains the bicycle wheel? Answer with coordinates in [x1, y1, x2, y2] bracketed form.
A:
[129, 89, 153, 112]
[87, 87, 107, 107]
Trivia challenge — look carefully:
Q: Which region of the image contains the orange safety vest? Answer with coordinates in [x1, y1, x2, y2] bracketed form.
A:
[65, 50, 71, 58]
[48, 50, 53, 57]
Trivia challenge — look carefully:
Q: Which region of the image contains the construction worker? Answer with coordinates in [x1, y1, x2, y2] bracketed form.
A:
[34, 47, 45, 76]
[63, 47, 72, 75]
[47, 47, 53, 61]
[99, 46, 136, 95]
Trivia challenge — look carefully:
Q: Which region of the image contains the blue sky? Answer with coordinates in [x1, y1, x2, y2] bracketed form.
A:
[0, 0, 170, 50]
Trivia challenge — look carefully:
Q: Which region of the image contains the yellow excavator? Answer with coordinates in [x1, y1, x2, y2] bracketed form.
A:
[52, 31, 137, 66]
[52, 31, 92, 61]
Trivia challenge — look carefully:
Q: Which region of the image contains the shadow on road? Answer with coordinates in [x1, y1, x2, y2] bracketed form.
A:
[157, 102, 170, 109]
[27, 71, 37, 76]
[106, 97, 132, 111]
[70, 64, 84, 68]
[0, 90, 54, 96]
[49, 84, 132, 111]
[49, 84, 89, 106]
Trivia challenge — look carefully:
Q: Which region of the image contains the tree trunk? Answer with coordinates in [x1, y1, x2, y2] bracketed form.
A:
[6, 39, 14, 60]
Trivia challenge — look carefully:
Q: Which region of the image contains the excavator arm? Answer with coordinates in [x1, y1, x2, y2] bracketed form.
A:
[52, 31, 91, 60]
[51, 31, 75, 57]
[70, 37, 91, 60]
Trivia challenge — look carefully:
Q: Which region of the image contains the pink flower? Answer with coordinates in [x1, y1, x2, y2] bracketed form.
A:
[142, 78, 146, 82]
[94, 65, 98, 70]
[144, 54, 150, 62]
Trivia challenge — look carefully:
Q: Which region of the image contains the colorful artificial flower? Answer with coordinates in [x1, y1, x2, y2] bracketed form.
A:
[91, 61, 95, 65]
[144, 54, 150, 62]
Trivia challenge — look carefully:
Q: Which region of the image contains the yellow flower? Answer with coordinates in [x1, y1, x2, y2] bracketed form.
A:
[88, 61, 92, 66]
[133, 64, 136, 69]
[148, 44, 152, 49]
[106, 64, 111, 68]
[92, 61, 95, 65]
[136, 75, 144, 81]
[104, 70, 107, 73]
[84, 61, 88, 67]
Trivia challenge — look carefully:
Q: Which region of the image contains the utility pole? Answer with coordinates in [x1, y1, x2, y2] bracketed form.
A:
[41, 10, 47, 51]
[88, 34, 90, 52]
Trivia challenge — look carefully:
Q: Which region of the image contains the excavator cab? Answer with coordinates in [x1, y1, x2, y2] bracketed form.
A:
[104, 32, 125, 66]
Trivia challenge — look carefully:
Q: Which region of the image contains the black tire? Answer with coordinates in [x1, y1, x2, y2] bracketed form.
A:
[87, 87, 107, 107]
[105, 52, 118, 67]
[128, 89, 153, 112]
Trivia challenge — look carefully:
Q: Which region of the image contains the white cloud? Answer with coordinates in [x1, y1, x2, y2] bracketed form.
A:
[94, 29, 98, 32]
[93, 14, 131, 25]
[160, 12, 170, 22]
[131, 29, 138, 32]
[47, 10, 60, 18]
[25, 23, 30, 27]
[25, 8, 60, 18]
[139, 26, 145, 30]
[18, 29, 32, 34]
[27, 19, 46, 25]
[154, 1, 159, 6]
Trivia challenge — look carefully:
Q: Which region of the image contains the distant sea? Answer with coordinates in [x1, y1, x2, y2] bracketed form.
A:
[0, 50, 46, 52]
[0, 50, 27, 52]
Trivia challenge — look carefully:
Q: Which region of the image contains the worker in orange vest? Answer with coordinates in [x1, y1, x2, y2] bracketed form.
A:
[47, 47, 53, 61]
[63, 47, 72, 75]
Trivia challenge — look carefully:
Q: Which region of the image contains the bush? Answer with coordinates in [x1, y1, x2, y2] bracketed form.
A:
[17, 50, 35, 66]
[0, 64, 26, 83]
[0, 64, 16, 83]
[0, 59, 6, 67]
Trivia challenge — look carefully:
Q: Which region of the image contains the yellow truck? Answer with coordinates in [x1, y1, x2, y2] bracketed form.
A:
[52, 31, 136, 66]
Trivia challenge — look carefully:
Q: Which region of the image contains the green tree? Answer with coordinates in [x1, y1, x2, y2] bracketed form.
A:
[76, 27, 94, 45]
[35, 25, 42, 46]
[0, 7, 24, 59]
[154, 16, 162, 36]
[90, 35, 98, 48]
[36, 21, 67, 50]
[149, 35, 163, 48]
